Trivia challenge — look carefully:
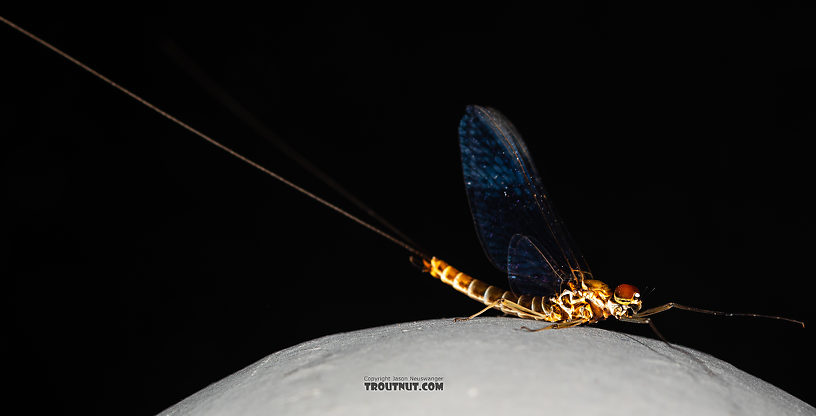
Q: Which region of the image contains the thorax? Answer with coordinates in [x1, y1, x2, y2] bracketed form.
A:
[549, 279, 627, 322]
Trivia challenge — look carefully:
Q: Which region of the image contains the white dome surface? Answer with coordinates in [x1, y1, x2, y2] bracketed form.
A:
[160, 317, 814, 416]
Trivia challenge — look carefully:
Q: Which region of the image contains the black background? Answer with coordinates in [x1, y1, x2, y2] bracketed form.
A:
[3, 4, 814, 413]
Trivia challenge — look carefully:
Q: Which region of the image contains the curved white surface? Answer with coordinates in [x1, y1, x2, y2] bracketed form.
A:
[161, 317, 813, 415]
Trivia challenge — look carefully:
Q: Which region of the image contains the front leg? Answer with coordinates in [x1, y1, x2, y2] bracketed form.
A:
[633, 303, 804, 327]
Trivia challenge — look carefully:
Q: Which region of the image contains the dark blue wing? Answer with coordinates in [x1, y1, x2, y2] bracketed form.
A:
[458, 105, 590, 296]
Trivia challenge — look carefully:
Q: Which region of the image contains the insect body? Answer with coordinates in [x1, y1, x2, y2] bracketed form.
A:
[410, 106, 642, 330]
[423, 256, 639, 329]
[416, 106, 802, 332]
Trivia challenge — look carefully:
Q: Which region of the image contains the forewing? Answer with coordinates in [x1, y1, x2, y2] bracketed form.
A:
[458, 105, 590, 295]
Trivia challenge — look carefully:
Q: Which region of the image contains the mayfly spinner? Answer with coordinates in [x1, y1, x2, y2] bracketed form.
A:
[2, 16, 803, 338]
[419, 105, 804, 334]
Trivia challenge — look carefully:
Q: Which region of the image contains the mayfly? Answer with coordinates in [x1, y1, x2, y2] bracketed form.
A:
[2, 16, 803, 338]
[416, 105, 804, 335]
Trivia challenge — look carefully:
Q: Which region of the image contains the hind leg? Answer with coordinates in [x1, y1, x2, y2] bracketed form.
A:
[520, 319, 587, 332]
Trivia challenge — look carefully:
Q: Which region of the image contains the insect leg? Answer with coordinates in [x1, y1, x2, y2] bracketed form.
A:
[454, 298, 549, 322]
[620, 316, 668, 343]
[520, 319, 586, 332]
[495, 298, 550, 320]
[632, 303, 680, 317]
[454, 299, 503, 322]
[633, 303, 805, 327]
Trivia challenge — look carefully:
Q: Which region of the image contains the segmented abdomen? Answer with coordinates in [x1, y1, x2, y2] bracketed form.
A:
[423, 257, 564, 322]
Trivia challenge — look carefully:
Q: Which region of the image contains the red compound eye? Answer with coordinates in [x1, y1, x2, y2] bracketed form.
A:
[614, 284, 640, 303]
